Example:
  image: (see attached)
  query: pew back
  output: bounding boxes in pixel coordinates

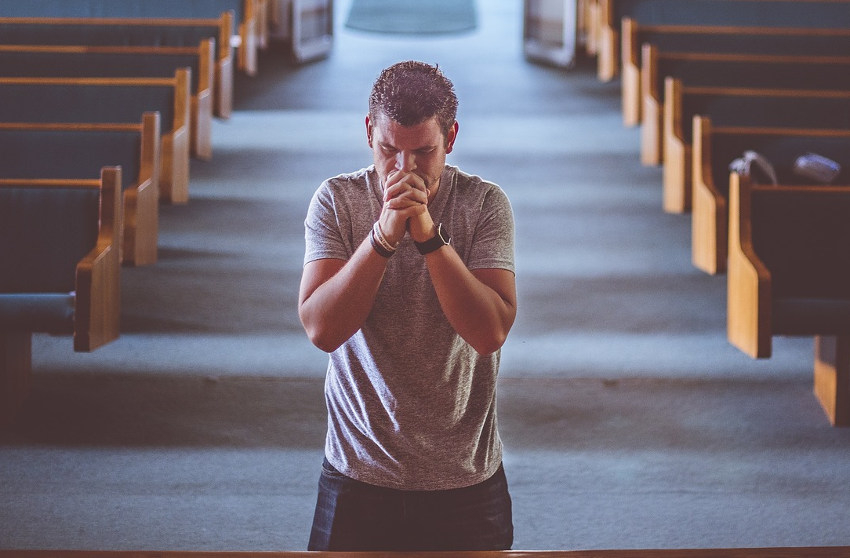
[0,43,214,164]
[0,186,100,298]
[0,13,234,114]
[0,115,161,267]
[0,71,193,202]
[641,45,850,166]
[0,43,211,102]
[621,17,850,125]
[752,187,850,304]
[598,0,850,80]
[0,0,257,75]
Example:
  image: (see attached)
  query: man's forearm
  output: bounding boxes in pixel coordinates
[299,236,388,353]
[424,246,517,355]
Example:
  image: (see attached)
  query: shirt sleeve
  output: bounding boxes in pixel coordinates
[303,180,351,265]
[467,184,515,273]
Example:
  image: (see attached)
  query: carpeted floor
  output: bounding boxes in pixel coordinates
[2,0,850,552]
[345,0,477,35]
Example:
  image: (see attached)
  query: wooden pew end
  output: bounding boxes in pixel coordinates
[0,331,32,429]
[815,335,850,427]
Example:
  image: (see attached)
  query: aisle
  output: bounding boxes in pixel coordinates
[3,0,849,551]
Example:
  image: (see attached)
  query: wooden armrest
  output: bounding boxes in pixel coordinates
[75,167,122,352]
[726,172,772,358]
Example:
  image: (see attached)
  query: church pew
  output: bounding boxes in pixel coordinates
[0,13,234,117]
[596,0,850,81]
[0,39,221,120]
[641,45,850,167]
[662,78,850,213]
[1,548,850,558]
[0,0,259,76]
[691,116,850,275]
[0,70,192,203]
[727,173,850,426]
[0,167,121,428]
[621,17,850,126]
[0,114,161,268]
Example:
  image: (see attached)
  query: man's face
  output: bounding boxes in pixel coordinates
[366,112,457,195]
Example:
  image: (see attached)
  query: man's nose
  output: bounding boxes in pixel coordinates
[395,151,416,172]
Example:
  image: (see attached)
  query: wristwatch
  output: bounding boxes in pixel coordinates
[414,223,451,255]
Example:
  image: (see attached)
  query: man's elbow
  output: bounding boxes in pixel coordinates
[470,329,509,356]
[304,326,343,353]
[299,309,343,353]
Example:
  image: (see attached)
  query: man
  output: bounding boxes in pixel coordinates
[298,60,517,551]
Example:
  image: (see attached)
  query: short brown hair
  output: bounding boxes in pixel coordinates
[368,61,458,141]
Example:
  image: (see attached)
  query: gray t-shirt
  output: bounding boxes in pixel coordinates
[303,164,515,490]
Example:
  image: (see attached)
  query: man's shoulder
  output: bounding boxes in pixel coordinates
[324,166,374,189]
[446,165,508,201]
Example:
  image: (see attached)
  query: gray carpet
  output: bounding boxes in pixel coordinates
[2,0,850,551]
[346,0,477,35]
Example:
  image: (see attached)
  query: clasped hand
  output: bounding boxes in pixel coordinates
[379,170,435,246]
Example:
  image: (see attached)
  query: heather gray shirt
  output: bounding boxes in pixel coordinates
[303,164,515,490]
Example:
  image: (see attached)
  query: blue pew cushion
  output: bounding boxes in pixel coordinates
[0,293,75,333]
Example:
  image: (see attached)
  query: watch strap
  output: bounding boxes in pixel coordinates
[414,223,450,255]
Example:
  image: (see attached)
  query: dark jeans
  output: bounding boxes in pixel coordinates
[307,457,513,551]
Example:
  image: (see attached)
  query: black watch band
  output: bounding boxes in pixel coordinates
[414,223,451,255]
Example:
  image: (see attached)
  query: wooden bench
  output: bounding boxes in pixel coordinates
[1,548,850,558]
[0,71,192,203]
[0,0,260,76]
[0,167,121,428]
[691,116,850,274]
[596,0,850,81]
[0,114,161,267]
[641,46,850,167]
[663,78,850,213]
[0,13,234,117]
[727,173,850,426]
[0,39,219,124]
[621,17,850,126]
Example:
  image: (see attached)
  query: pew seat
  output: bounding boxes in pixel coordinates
[727,174,850,426]
[0,168,121,428]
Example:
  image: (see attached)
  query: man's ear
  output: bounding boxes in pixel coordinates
[445,121,459,154]
[365,115,373,148]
